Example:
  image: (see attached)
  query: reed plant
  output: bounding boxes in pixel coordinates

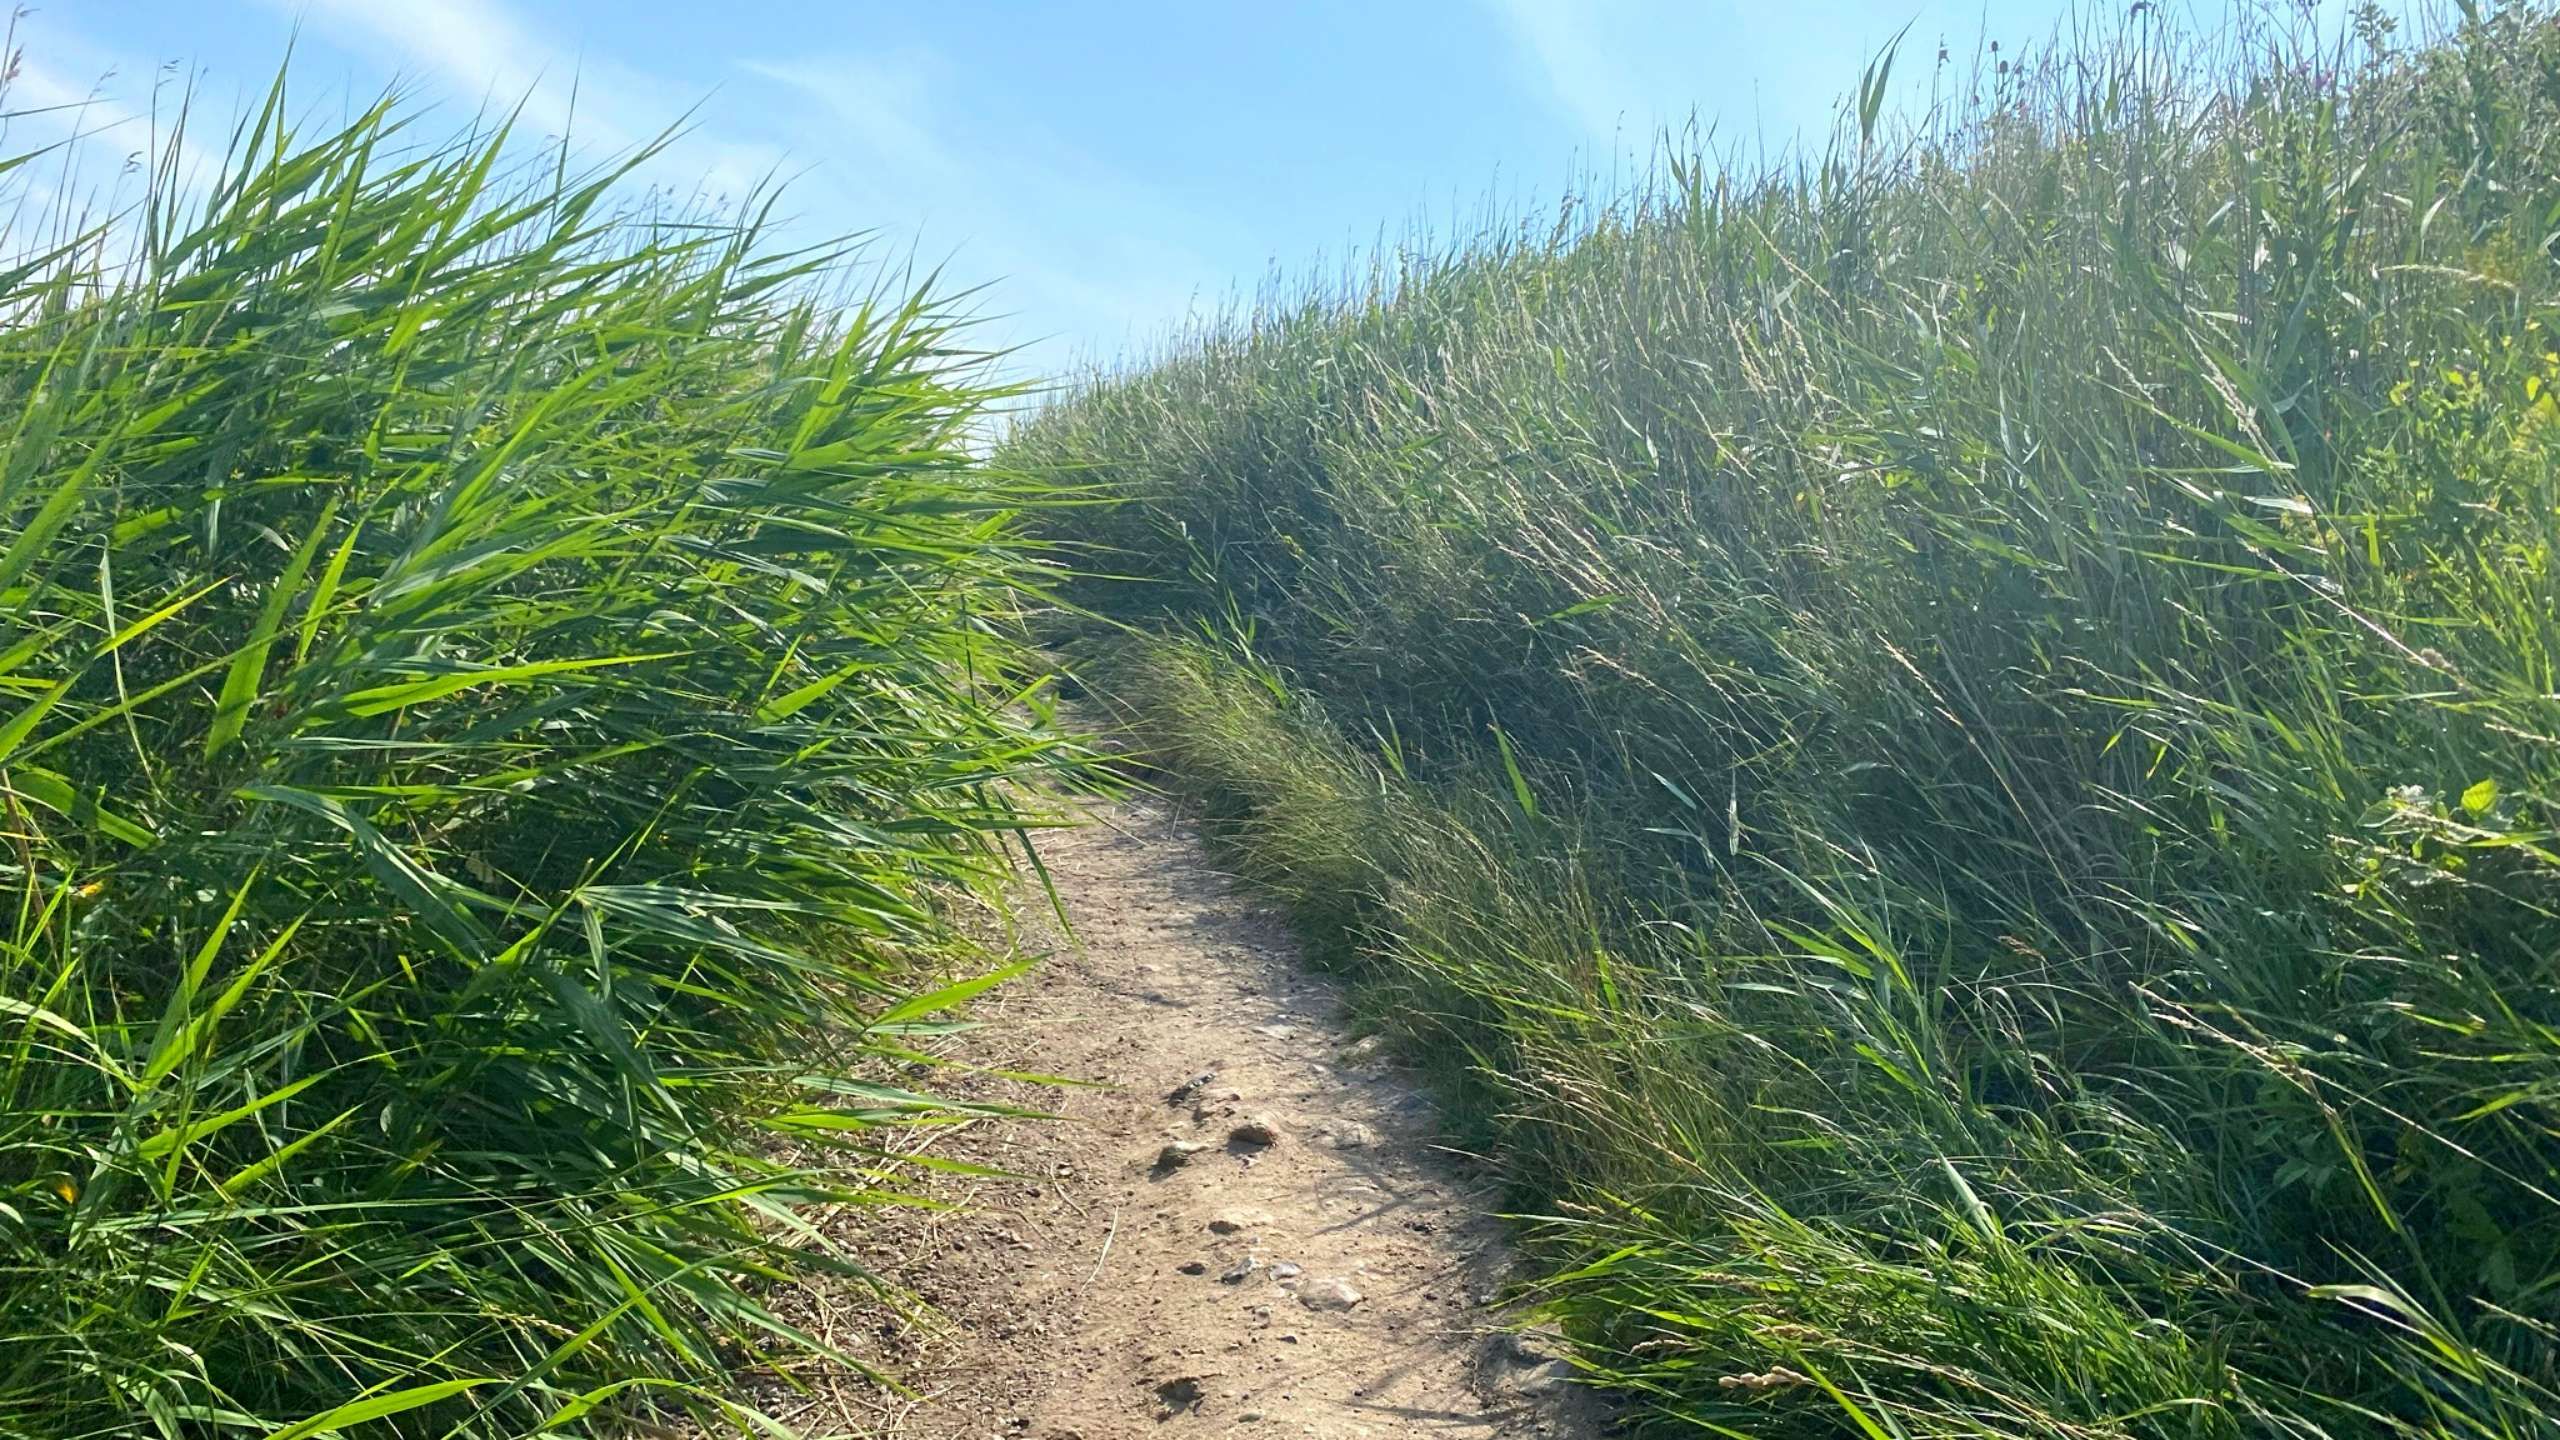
[1019,4,2560,1433]
[0,80,1075,1437]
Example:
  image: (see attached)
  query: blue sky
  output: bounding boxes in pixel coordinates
[5,1,2405,378]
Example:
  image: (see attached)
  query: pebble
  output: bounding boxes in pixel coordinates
[1340,1034,1392,1067]
[1510,1359,1578,1397]
[1505,1330,1560,1366]
[1298,1277,1364,1311]
[1154,1376,1205,1414]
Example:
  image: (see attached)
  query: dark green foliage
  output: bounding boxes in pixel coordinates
[0,85,1075,1436]
[1021,5,2560,1435]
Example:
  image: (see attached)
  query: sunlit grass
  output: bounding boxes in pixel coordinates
[0,74,1078,1437]
[1019,3,2560,1435]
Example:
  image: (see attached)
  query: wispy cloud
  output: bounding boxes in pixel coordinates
[1486,0,1637,146]
[10,0,1229,379]
[1483,0,1870,162]
[284,0,1233,371]
[0,14,228,231]
[291,0,588,138]
[732,48,1231,375]
[275,0,786,204]
[737,52,948,175]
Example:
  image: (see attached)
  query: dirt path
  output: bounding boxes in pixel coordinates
[757,800,1604,1439]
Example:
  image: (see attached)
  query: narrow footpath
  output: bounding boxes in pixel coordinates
[751,800,1606,1439]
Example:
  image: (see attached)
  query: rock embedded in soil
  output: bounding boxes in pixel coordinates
[1208,1207,1275,1235]
[1503,1329,1565,1366]
[1510,1360,1580,1397]
[1340,1034,1392,1067]
[1154,1376,1206,1414]
[1297,1276,1364,1311]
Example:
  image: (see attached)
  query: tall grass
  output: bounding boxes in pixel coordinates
[0,78,1076,1436]
[1018,3,2560,1435]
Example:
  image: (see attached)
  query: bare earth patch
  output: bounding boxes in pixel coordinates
[743,800,1605,1438]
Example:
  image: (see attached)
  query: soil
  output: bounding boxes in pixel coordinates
[737,800,1607,1439]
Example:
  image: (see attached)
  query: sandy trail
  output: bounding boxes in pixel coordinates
[756,800,1602,1439]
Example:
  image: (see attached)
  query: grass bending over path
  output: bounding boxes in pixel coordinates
[0,85,1078,1436]
[1019,6,2560,1436]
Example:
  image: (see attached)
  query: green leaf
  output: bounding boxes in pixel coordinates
[1491,725,1538,819]
[207,501,340,758]
[866,958,1035,1030]
[0,679,70,766]
[332,652,680,719]
[256,1379,496,1440]
[219,1104,360,1197]
[136,1071,329,1159]
[6,765,155,847]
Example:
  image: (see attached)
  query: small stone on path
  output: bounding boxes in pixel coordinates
[1154,1376,1205,1414]
[1298,1276,1364,1311]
